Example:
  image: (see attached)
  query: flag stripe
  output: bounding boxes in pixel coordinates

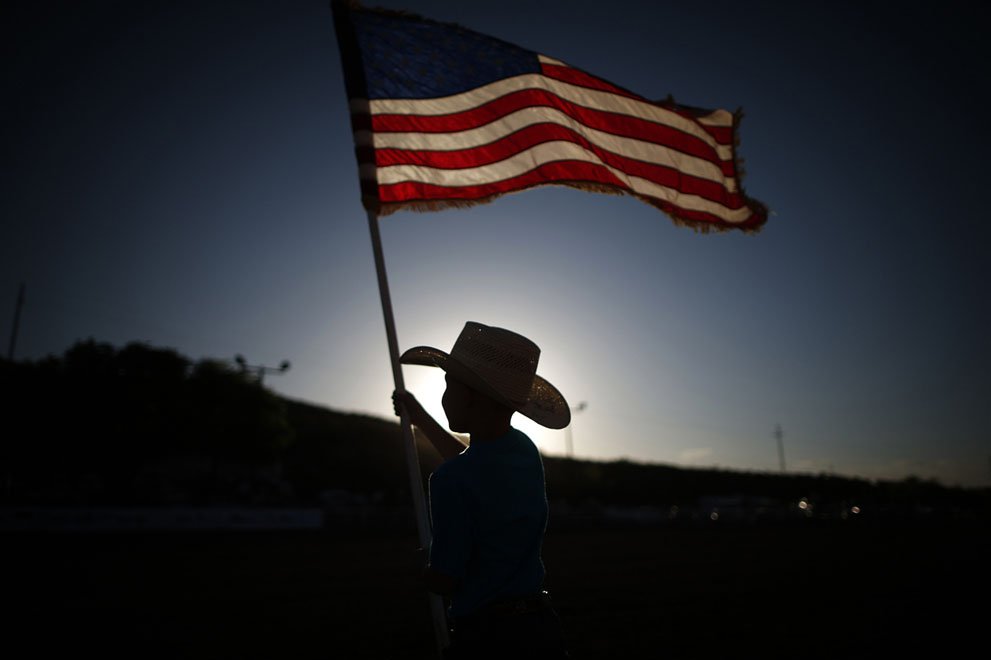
[537,62,640,101]
[362,88,735,166]
[375,161,761,229]
[358,72,731,153]
[363,122,740,202]
[537,59,734,144]
[356,104,735,185]
[535,54,736,143]
[362,140,753,222]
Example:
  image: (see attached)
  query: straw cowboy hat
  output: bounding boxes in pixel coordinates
[400,321,571,429]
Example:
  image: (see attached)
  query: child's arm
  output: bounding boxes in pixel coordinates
[393,390,467,460]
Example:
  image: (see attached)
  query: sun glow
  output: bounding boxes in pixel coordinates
[400,364,568,456]
[402,365,450,429]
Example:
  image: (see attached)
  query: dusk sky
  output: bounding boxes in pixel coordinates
[4,0,989,488]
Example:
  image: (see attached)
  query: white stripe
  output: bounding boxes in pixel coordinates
[354,104,734,191]
[362,140,749,223]
[696,109,734,127]
[355,73,732,156]
[535,55,734,128]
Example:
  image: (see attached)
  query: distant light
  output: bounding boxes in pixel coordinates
[851,506,861,514]
[710,511,719,521]
[798,500,808,510]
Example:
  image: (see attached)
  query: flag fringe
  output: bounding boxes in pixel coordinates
[730,107,771,232]
[371,180,763,234]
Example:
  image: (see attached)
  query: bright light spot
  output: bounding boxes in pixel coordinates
[851,506,861,514]
[513,415,561,454]
[710,511,719,521]
[798,500,808,510]
[403,367,449,427]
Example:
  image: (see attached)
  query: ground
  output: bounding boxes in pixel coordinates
[5,519,987,659]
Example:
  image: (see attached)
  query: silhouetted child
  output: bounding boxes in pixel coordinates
[393,321,571,659]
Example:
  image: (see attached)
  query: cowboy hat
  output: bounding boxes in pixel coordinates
[400,322,571,429]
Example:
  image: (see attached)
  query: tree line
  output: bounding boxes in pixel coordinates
[1,340,988,520]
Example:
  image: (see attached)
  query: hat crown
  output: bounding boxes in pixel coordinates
[450,322,539,405]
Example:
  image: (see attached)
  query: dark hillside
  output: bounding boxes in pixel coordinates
[281,398,443,505]
[2,340,988,524]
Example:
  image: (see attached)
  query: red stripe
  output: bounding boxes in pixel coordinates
[698,123,733,144]
[370,88,732,162]
[686,118,732,145]
[539,63,640,100]
[540,63,734,142]
[379,161,765,229]
[664,104,731,144]
[373,122,743,206]
[651,100,735,144]
[374,160,759,227]
[378,161,621,201]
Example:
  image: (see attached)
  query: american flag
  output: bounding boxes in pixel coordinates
[333,2,768,232]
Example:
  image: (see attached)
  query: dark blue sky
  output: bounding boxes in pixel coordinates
[3,0,989,487]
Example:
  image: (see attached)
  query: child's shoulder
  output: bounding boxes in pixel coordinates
[433,450,470,478]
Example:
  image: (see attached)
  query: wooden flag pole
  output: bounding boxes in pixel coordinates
[365,209,451,654]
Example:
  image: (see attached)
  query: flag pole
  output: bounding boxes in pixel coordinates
[365,209,451,653]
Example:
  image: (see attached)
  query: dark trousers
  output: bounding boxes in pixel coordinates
[444,607,569,660]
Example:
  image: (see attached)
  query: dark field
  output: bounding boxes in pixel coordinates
[5,520,988,659]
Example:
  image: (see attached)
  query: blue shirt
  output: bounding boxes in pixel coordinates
[428,427,548,618]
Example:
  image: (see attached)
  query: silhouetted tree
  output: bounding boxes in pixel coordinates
[1,340,293,504]
[3,339,989,518]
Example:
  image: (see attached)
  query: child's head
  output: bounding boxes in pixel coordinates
[440,372,515,433]
[401,321,571,430]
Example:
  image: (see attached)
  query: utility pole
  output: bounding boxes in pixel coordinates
[7,282,25,361]
[774,423,786,472]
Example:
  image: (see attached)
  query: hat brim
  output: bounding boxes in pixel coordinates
[400,345,571,430]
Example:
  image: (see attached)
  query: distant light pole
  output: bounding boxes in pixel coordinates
[7,282,25,361]
[565,401,587,458]
[234,354,291,385]
[774,423,786,472]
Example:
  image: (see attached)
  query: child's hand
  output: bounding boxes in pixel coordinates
[391,390,404,417]
[392,389,426,425]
